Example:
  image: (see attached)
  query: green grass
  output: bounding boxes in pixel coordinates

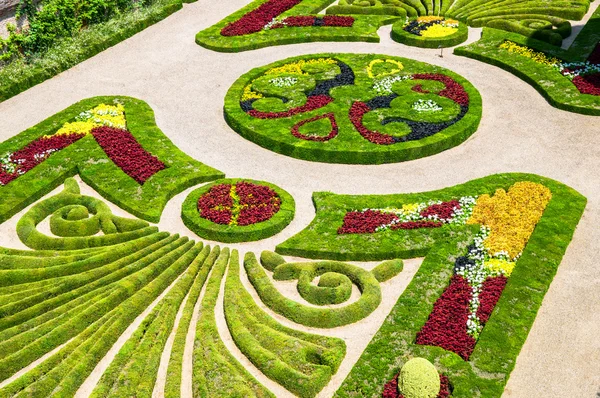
[0,0,195,103]
[454,5,600,116]
[335,176,585,397]
[181,178,295,243]
[224,53,482,164]
[0,96,224,224]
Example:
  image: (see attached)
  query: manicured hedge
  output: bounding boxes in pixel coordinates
[0,97,224,224]
[0,0,195,103]
[224,53,482,164]
[454,27,600,115]
[244,252,382,328]
[334,173,586,397]
[371,259,404,282]
[195,0,399,52]
[181,178,295,243]
[192,247,275,397]
[391,19,469,48]
[225,250,346,398]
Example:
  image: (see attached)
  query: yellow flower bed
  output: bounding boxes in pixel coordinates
[366,59,404,78]
[421,24,458,38]
[241,58,336,101]
[52,104,126,137]
[483,258,516,276]
[467,181,552,259]
[417,16,443,23]
[498,41,561,68]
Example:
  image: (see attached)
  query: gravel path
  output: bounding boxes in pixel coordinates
[0,1,599,396]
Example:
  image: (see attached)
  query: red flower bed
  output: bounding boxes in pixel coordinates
[420,200,460,221]
[0,133,84,185]
[382,373,451,398]
[248,95,334,119]
[197,184,234,225]
[416,275,476,360]
[291,113,338,141]
[220,0,301,36]
[349,101,396,145]
[337,210,399,234]
[476,275,507,323]
[390,220,443,230]
[322,15,354,26]
[91,127,166,184]
[572,73,600,96]
[197,182,281,226]
[412,73,469,106]
[273,15,355,28]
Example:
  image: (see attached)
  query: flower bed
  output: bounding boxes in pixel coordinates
[391,16,468,48]
[225,53,482,164]
[182,178,295,243]
[0,96,223,223]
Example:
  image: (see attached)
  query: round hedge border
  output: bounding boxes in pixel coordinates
[391,19,469,48]
[224,53,482,165]
[181,178,295,243]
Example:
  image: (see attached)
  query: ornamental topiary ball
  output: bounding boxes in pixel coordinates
[398,358,440,398]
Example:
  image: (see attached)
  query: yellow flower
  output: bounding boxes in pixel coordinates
[48,103,127,137]
[467,181,552,259]
[421,24,458,38]
[499,41,561,68]
[54,121,99,137]
[266,58,337,76]
[483,258,516,276]
[401,203,420,213]
[241,84,263,101]
[367,59,404,78]
[417,16,443,23]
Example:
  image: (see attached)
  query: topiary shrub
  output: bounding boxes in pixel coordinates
[398,358,440,398]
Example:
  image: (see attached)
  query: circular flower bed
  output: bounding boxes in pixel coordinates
[182,179,295,242]
[224,53,482,164]
[391,17,469,48]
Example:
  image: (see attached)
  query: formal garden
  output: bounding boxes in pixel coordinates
[0,0,598,397]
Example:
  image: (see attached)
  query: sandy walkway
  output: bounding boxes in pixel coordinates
[0,1,599,396]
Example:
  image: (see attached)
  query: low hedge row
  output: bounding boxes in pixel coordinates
[244,252,382,328]
[164,245,218,398]
[391,19,469,48]
[195,0,398,52]
[334,173,586,397]
[181,178,295,243]
[0,0,196,103]
[371,259,404,282]
[192,247,275,397]
[0,97,224,224]
[225,250,346,398]
[224,53,482,165]
[326,4,407,17]
[90,242,207,398]
[454,27,600,116]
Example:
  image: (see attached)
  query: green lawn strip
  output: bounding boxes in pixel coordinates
[391,20,469,48]
[196,0,398,52]
[454,27,600,115]
[182,178,295,243]
[164,245,218,398]
[224,53,482,165]
[0,97,224,224]
[276,173,585,260]
[0,234,180,331]
[244,252,381,328]
[0,236,192,382]
[0,239,198,396]
[326,174,586,397]
[0,232,168,289]
[0,0,195,103]
[224,250,346,398]
[192,248,275,398]
[89,242,206,398]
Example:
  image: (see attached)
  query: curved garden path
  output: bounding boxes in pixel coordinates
[0,1,599,396]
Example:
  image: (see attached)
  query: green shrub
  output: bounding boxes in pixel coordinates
[181,179,295,243]
[398,358,440,398]
[371,259,404,282]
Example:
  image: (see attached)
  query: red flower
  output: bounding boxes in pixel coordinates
[248,95,334,119]
[322,15,354,26]
[412,73,470,106]
[337,210,399,234]
[221,0,301,36]
[416,275,476,360]
[91,127,166,184]
[390,220,443,230]
[291,113,338,141]
[348,101,395,145]
[420,200,460,221]
[476,275,507,324]
[572,73,600,96]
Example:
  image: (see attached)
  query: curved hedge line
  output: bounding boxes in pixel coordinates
[225,250,346,398]
[244,252,383,328]
[0,96,224,224]
[181,178,295,243]
[224,53,482,164]
[454,26,600,116]
[391,19,469,48]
